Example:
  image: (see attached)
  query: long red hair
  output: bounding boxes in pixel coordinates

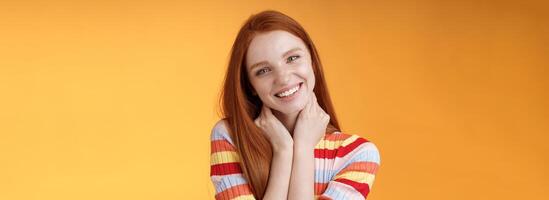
[218,10,341,198]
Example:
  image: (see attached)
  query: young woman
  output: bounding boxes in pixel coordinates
[210,10,381,200]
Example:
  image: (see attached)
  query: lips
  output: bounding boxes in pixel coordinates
[274,82,303,97]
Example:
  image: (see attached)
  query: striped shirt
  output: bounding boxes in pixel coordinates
[210,119,381,200]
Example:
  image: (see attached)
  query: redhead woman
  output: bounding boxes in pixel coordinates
[210,10,381,200]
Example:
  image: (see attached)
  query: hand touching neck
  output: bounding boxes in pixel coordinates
[272,109,300,136]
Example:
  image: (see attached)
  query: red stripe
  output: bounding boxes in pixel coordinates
[314,137,368,159]
[314,182,329,195]
[317,195,333,200]
[339,161,379,175]
[215,183,253,200]
[210,162,242,176]
[324,133,353,141]
[334,178,370,198]
[211,140,236,153]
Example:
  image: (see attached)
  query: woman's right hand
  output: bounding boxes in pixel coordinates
[254,105,294,152]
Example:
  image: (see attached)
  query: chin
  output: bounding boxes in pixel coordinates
[263,91,309,114]
[274,102,306,115]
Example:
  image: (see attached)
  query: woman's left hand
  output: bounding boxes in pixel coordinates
[292,92,330,149]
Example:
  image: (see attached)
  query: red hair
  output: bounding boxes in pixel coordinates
[218,10,341,198]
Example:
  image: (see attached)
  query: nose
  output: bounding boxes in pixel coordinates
[274,67,291,86]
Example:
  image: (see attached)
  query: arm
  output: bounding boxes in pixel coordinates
[319,135,381,200]
[210,121,293,200]
[288,92,330,200]
[287,142,316,200]
[288,93,330,200]
[262,147,293,200]
[254,105,295,200]
[210,121,256,200]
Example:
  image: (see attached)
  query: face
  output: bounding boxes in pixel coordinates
[245,30,315,115]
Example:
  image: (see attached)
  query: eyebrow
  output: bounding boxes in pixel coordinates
[249,47,303,71]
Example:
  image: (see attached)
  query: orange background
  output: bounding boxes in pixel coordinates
[0,0,547,199]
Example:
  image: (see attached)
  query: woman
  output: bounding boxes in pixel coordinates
[210,10,381,200]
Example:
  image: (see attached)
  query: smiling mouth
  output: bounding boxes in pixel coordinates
[275,82,303,98]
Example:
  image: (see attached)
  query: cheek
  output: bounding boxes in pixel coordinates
[309,77,316,92]
[251,79,272,99]
[254,83,268,96]
[298,64,315,90]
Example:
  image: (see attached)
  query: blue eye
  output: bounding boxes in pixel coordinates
[256,68,270,76]
[287,55,300,63]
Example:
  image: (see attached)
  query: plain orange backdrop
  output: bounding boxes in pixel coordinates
[0,0,547,199]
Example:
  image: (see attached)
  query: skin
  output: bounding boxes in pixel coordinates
[246,30,330,200]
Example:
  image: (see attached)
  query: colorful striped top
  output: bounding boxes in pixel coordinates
[210,119,381,200]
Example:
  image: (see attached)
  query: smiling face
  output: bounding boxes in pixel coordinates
[245,30,316,115]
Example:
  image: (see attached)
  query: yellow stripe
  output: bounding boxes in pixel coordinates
[341,135,360,147]
[210,151,240,165]
[315,135,359,150]
[315,138,346,150]
[315,135,358,150]
[233,195,256,200]
[334,171,376,185]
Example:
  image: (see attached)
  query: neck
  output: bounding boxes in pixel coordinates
[272,110,299,136]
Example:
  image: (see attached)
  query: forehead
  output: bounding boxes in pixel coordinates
[246,30,308,67]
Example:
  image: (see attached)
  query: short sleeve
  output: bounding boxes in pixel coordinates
[318,135,381,200]
[210,120,256,200]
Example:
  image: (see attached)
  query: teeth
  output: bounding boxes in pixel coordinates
[276,84,300,97]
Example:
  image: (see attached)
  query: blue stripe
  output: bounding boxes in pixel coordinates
[315,169,337,183]
[322,184,358,200]
[335,143,380,174]
[210,120,235,145]
[212,174,249,193]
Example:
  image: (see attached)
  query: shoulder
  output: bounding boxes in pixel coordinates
[323,131,376,147]
[210,119,236,146]
[323,131,381,164]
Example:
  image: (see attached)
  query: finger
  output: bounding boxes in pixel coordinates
[304,92,313,111]
[261,104,269,118]
[254,118,259,126]
[263,104,273,117]
[310,92,319,112]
